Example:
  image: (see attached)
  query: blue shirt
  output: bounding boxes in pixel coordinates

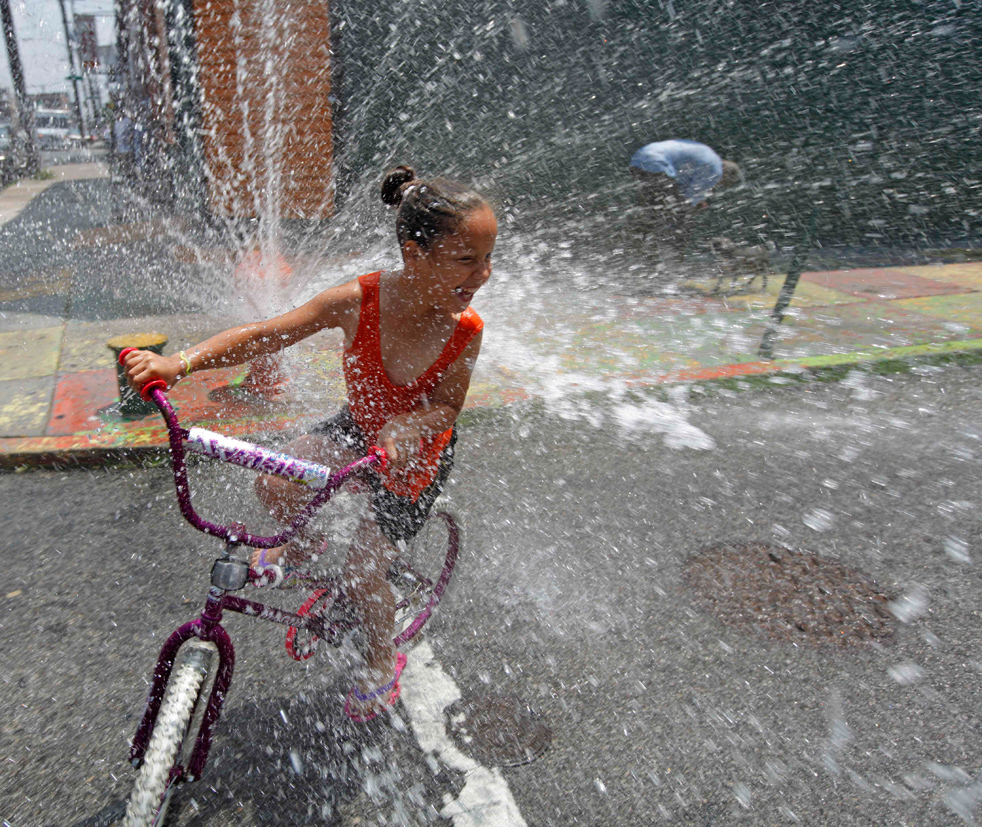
[629,140,723,204]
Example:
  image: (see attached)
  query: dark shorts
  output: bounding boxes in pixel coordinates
[309,407,456,546]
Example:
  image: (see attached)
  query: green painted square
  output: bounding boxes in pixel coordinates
[714,278,861,310]
[771,300,967,359]
[557,312,770,375]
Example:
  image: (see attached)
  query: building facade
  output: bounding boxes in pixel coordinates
[116,0,335,222]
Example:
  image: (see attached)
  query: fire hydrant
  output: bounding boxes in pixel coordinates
[107,332,168,417]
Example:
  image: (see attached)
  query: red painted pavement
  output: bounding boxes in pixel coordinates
[47,369,117,435]
[800,269,970,301]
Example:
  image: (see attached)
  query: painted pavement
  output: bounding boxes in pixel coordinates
[3,258,981,467]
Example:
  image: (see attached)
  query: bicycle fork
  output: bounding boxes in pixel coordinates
[129,586,235,783]
[129,555,331,783]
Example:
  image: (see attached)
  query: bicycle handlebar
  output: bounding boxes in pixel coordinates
[118,348,387,549]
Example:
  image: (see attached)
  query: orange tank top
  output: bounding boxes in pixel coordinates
[343,272,484,500]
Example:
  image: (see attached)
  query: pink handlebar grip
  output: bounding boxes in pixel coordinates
[140,379,168,401]
[117,347,138,365]
[368,445,388,472]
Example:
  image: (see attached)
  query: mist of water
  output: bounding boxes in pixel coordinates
[7,0,980,824]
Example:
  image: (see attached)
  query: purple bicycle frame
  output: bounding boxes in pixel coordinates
[129,387,382,781]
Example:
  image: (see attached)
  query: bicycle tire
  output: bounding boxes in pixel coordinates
[122,643,213,827]
[391,497,462,646]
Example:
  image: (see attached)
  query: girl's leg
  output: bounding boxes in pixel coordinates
[253,434,358,567]
[344,515,400,717]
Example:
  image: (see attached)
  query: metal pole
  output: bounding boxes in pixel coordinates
[758,208,820,361]
[57,0,88,140]
[0,0,38,174]
[86,67,102,112]
[84,70,100,131]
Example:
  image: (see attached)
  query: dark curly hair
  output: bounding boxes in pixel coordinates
[380,165,489,249]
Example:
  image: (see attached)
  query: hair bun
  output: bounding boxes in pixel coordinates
[380,165,418,207]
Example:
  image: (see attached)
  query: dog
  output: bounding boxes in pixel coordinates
[707,237,776,295]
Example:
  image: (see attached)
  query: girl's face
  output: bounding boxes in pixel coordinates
[412,206,497,311]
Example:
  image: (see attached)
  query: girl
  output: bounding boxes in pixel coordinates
[124,165,496,721]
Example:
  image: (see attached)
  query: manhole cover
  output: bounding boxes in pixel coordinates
[445,695,551,767]
[682,543,895,647]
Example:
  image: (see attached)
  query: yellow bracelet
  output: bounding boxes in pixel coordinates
[179,350,193,377]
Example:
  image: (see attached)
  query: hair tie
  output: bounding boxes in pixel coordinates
[403,180,427,199]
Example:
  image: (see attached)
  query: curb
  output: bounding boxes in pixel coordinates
[707,338,982,392]
[0,444,171,473]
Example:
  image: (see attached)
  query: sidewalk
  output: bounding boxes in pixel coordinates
[0,162,109,226]
[1,163,981,468]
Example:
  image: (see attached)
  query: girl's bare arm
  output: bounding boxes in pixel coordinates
[124,280,362,390]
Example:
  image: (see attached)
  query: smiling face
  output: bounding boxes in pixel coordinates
[408,205,497,311]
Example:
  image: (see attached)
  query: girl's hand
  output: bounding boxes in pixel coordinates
[123,350,183,392]
[377,416,423,471]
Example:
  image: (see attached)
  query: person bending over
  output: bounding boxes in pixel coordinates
[629,139,741,265]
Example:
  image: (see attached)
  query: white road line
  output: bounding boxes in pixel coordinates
[400,641,528,827]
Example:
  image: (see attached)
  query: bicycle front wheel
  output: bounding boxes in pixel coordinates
[122,642,214,827]
[391,497,462,647]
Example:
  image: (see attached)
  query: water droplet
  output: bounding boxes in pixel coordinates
[803,508,835,531]
[888,663,924,685]
[944,536,971,564]
[888,584,929,623]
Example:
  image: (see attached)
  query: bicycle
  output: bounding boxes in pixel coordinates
[113,350,462,827]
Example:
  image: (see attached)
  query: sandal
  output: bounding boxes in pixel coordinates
[344,652,408,723]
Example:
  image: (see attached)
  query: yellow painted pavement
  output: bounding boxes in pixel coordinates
[891,291,982,331]
[682,276,861,309]
[0,376,55,436]
[0,326,63,381]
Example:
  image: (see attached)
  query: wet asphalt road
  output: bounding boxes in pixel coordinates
[2,364,982,827]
